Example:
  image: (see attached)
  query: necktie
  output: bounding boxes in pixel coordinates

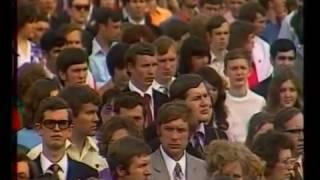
[194,131,205,159]
[48,164,60,179]
[143,93,153,128]
[173,163,183,180]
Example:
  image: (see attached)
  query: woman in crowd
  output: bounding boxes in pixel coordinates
[196,66,229,131]
[17,78,61,149]
[264,67,303,115]
[178,35,211,75]
[245,112,274,148]
[206,140,265,180]
[251,131,296,180]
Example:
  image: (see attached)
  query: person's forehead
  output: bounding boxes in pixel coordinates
[276,50,296,57]
[161,118,188,127]
[69,63,88,69]
[43,109,69,119]
[285,113,304,128]
[72,0,90,5]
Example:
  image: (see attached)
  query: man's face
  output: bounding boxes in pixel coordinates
[185,82,212,123]
[201,3,223,17]
[69,0,90,25]
[101,20,122,42]
[253,13,266,36]
[33,21,50,44]
[38,0,57,15]
[73,103,99,136]
[37,109,72,150]
[228,0,246,17]
[156,46,177,83]
[279,80,298,108]
[119,106,145,131]
[284,113,304,155]
[183,0,198,18]
[114,68,130,89]
[270,0,287,19]
[128,55,157,89]
[60,63,88,86]
[127,0,147,20]
[17,161,30,180]
[225,58,250,88]
[122,155,151,180]
[65,30,83,49]
[208,22,230,51]
[158,118,189,159]
[274,50,296,68]
[47,46,63,73]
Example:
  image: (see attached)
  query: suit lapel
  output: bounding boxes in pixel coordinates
[153,90,169,119]
[152,149,170,180]
[33,155,44,174]
[186,154,198,180]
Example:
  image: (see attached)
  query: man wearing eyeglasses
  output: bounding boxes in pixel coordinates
[273,107,304,179]
[28,96,98,179]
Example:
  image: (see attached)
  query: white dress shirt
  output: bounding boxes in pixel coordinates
[40,153,68,180]
[160,145,186,180]
[129,80,155,120]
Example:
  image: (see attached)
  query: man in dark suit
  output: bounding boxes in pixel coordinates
[252,39,299,99]
[169,74,228,159]
[30,96,98,179]
[150,100,207,180]
[123,42,170,143]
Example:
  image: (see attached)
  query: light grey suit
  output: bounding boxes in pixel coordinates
[150,148,207,180]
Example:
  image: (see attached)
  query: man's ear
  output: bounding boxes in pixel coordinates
[116,165,127,177]
[58,71,66,81]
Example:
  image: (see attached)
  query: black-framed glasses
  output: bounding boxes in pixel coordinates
[42,119,71,130]
[73,4,90,11]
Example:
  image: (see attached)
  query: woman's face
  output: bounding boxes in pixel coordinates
[191,56,209,73]
[279,80,298,108]
[270,149,294,180]
[253,122,274,140]
[205,82,219,105]
[221,161,244,180]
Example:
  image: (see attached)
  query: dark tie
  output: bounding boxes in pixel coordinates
[143,93,153,128]
[48,164,60,179]
[194,131,205,159]
[173,163,183,180]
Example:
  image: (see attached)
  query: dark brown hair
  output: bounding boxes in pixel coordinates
[265,67,303,114]
[97,115,142,156]
[273,107,302,131]
[227,20,255,51]
[113,92,146,116]
[224,48,251,69]
[238,2,266,23]
[169,74,204,100]
[153,36,176,56]
[124,42,156,65]
[157,100,198,134]
[121,25,156,45]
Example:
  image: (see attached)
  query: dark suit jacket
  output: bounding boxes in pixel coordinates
[33,155,98,179]
[252,75,272,99]
[150,148,207,180]
[147,124,228,160]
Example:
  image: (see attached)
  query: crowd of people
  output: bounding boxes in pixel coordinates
[15,0,303,179]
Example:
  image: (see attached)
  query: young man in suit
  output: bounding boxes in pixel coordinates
[169,74,228,159]
[252,38,298,98]
[31,96,98,179]
[150,100,207,180]
[124,42,169,126]
[108,136,152,180]
[152,36,177,96]
[28,85,108,172]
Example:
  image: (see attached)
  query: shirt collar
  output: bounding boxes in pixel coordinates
[40,152,68,174]
[152,77,175,92]
[197,123,205,135]
[128,80,153,97]
[86,136,99,152]
[92,38,106,55]
[160,145,186,177]
[128,16,146,25]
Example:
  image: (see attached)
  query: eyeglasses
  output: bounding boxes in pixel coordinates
[42,119,71,130]
[73,4,90,11]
